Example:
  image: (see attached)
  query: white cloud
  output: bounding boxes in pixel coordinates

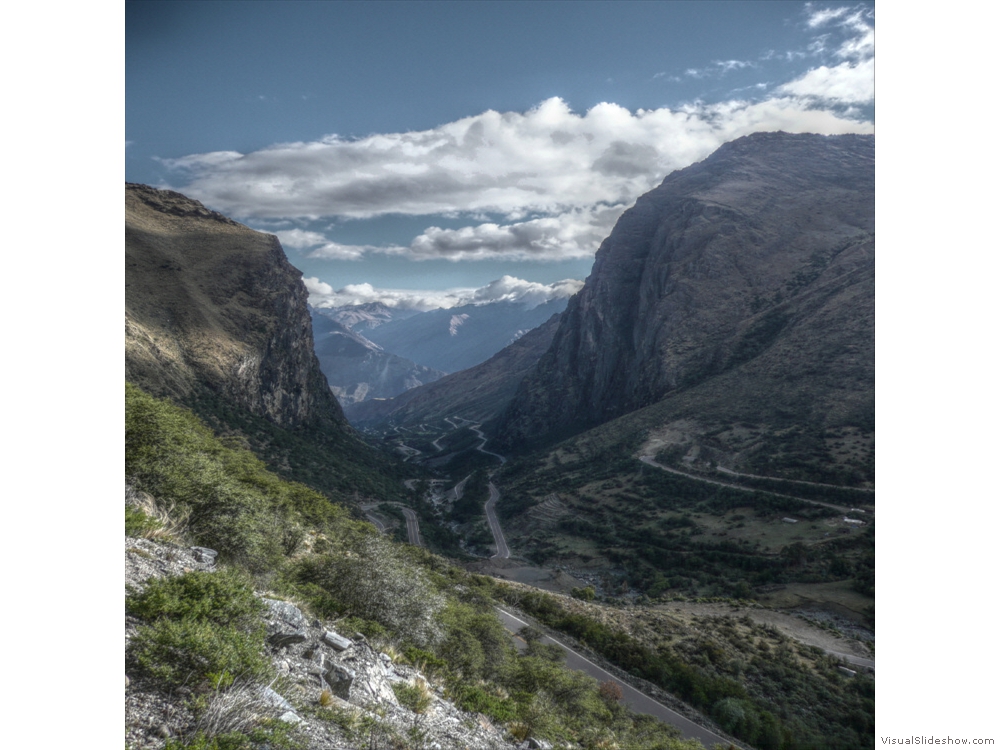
[273,228,329,249]
[164,95,869,227]
[806,5,850,28]
[777,58,874,104]
[305,275,583,312]
[163,13,873,267]
[778,7,874,105]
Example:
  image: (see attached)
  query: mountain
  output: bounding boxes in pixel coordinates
[309,309,447,405]
[343,313,562,428]
[125,183,345,429]
[361,298,569,374]
[495,132,874,485]
[125,183,405,502]
[314,301,421,332]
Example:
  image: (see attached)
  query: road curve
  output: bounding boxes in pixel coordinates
[485,482,510,559]
[470,424,507,465]
[400,507,423,547]
[496,608,730,749]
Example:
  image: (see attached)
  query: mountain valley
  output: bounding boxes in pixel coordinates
[124,132,874,750]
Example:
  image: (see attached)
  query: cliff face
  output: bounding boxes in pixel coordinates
[495,133,874,455]
[125,183,346,429]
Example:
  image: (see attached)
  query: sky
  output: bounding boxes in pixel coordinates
[126,0,874,311]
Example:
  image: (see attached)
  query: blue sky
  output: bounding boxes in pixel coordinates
[126,0,874,310]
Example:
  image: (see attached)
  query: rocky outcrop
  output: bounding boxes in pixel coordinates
[125,536,517,750]
[125,183,346,429]
[495,133,874,464]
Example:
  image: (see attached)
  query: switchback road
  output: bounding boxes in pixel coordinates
[496,608,731,749]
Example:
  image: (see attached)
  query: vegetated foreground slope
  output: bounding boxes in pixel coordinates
[125,183,405,503]
[124,383,709,750]
[495,132,874,488]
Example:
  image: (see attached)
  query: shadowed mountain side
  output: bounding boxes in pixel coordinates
[310,310,447,405]
[494,132,874,481]
[125,183,347,430]
[344,313,562,429]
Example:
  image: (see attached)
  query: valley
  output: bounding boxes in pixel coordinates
[125,131,875,749]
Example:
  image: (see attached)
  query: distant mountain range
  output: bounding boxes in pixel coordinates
[309,308,446,405]
[343,313,562,427]
[357,298,569,374]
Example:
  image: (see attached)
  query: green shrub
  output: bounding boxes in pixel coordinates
[294,535,444,647]
[130,618,271,689]
[391,679,433,714]
[163,721,302,750]
[125,505,162,537]
[127,570,271,689]
[127,569,265,628]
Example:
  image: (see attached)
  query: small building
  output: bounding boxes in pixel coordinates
[782,517,798,524]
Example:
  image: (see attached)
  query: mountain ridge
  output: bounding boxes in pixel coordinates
[494,131,874,484]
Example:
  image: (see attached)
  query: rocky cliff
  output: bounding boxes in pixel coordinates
[125,183,346,429]
[495,133,874,473]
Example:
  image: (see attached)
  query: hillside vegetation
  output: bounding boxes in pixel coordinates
[125,382,706,750]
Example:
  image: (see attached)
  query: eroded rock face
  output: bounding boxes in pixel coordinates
[495,133,875,455]
[125,183,346,429]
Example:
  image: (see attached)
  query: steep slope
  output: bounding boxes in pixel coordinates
[362,298,569,373]
[125,183,345,429]
[310,310,446,405]
[125,184,406,502]
[495,132,874,482]
[344,313,562,428]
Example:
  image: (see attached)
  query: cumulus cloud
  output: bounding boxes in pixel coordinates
[163,94,870,228]
[777,58,874,104]
[305,275,583,312]
[779,6,874,104]
[273,228,330,249]
[163,11,873,267]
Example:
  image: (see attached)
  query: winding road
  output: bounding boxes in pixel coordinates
[496,607,731,749]
[639,455,856,514]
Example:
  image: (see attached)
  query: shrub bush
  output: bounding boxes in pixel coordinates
[295,534,444,647]
[127,570,271,689]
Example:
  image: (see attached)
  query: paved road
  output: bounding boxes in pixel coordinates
[400,507,423,547]
[639,455,853,514]
[714,464,875,495]
[470,425,507,465]
[496,608,730,749]
[485,482,510,559]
